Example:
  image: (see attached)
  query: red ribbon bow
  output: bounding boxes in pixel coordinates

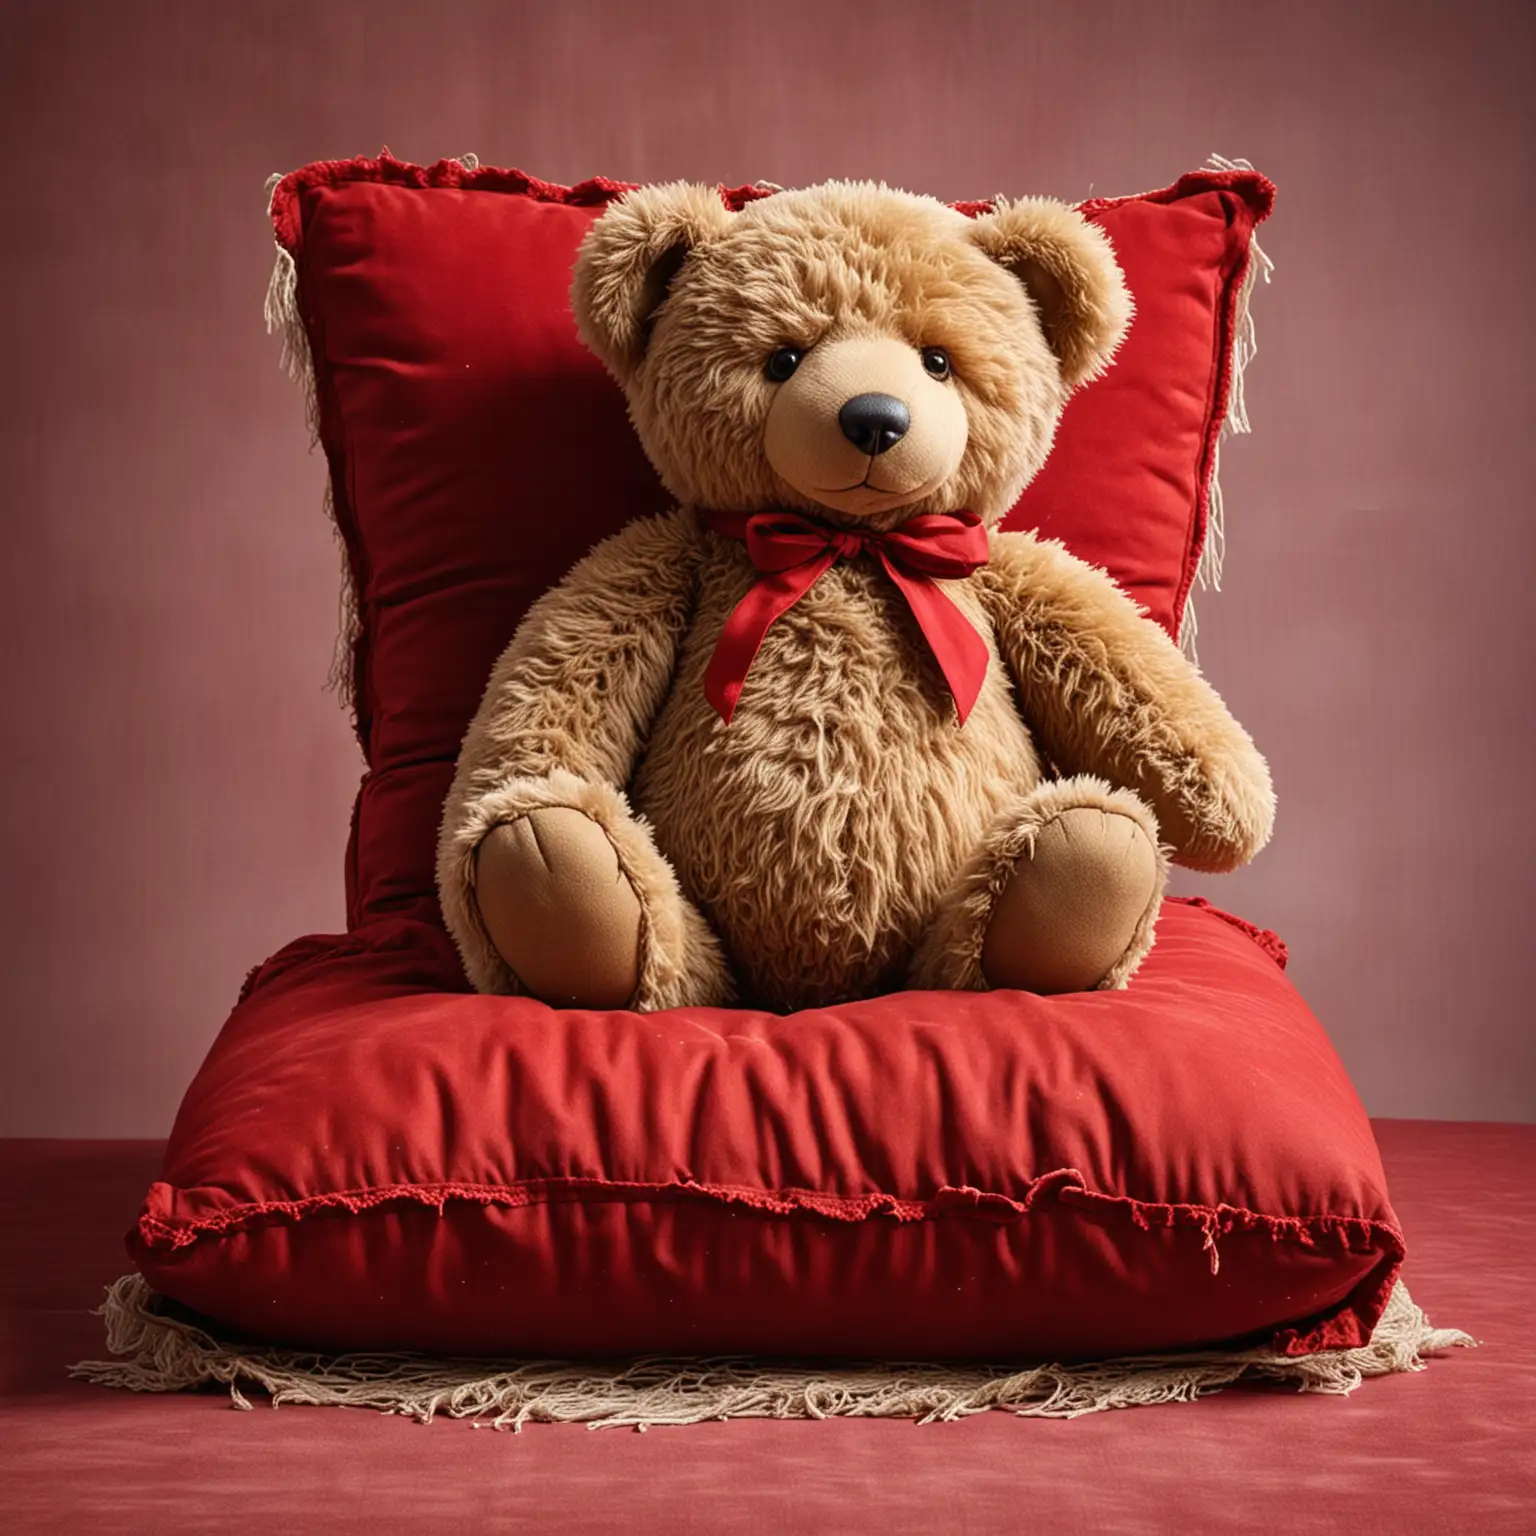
[703,508,992,725]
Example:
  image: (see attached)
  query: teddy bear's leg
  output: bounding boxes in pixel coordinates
[440,769,735,1011]
[909,776,1167,995]
[475,811,643,1010]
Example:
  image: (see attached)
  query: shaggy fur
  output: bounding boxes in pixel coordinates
[979,531,1275,871]
[968,197,1135,391]
[576,182,1118,529]
[438,181,1273,1011]
[436,512,733,1009]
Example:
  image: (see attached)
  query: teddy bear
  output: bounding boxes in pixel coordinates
[436,180,1274,1013]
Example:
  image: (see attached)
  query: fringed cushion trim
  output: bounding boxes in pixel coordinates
[72,1275,1471,1428]
[134,1169,1399,1257]
[132,1165,1404,1353]
[266,147,781,257]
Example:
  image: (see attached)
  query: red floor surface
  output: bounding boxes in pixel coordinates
[3,1121,1532,1534]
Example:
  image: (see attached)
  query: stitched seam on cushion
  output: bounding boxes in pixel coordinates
[1170,196,1255,632]
[1167,894,1289,968]
[267,151,775,240]
[133,1171,1404,1259]
[294,186,372,759]
[1176,215,1233,631]
[1071,169,1277,634]
[268,155,1276,257]
[273,152,1290,244]
[268,153,636,233]
[1076,167,1277,221]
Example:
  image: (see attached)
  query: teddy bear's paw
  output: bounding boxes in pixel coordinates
[980,805,1162,995]
[473,808,643,1009]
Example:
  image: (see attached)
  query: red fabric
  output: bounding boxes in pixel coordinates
[1172,893,1291,969]
[269,151,1273,926]
[702,509,991,723]
[132,902,1400,1360]
[1030,171,1275,630]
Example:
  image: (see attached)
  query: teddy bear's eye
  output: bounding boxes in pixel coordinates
[765,346,804,383]
[921,347,952,381]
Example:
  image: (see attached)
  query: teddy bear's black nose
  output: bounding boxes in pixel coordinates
[839,393,910,456]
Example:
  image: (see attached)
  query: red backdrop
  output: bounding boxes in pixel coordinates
[1,0,1531,1133]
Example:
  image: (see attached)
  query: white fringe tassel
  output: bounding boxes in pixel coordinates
[1179,153,1275,661]
[72,1275,1470,1432]
[262,173,320,445]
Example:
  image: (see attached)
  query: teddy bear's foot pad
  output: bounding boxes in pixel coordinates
[981,806,1160,994]
[474,809,642,1008]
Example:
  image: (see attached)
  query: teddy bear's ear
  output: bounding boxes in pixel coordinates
[571,183,736,380]
[968,198,1133,391]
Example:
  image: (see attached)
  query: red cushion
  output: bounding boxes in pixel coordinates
[270,153,1272,928]
[132,901,1401,1360]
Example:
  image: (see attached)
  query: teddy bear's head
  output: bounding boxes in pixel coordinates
[571,180,1131,530]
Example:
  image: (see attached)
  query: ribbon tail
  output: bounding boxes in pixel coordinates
[704,555,835,723]
[879,556,990,725]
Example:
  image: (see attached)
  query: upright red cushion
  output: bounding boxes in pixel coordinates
[269,154,1272,929]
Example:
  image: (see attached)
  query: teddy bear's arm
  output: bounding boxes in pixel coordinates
[449,509,703,795]
[979,531,1275,872]
[436,509,733,1008]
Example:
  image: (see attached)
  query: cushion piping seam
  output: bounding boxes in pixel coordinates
[134,1172,1404,1258]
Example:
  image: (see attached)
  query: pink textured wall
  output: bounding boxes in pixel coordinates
[1,0,1531,1134]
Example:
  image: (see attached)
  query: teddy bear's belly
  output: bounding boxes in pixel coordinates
[633,559,1041,1010]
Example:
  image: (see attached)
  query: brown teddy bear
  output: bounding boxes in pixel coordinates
[437,181,1274,1013]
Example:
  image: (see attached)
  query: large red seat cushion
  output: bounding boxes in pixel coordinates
[269,153,1273,927]
[134,901,1401,1360]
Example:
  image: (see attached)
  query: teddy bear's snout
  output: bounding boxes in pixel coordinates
[761,335,970,518]
[838,393,910,456]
